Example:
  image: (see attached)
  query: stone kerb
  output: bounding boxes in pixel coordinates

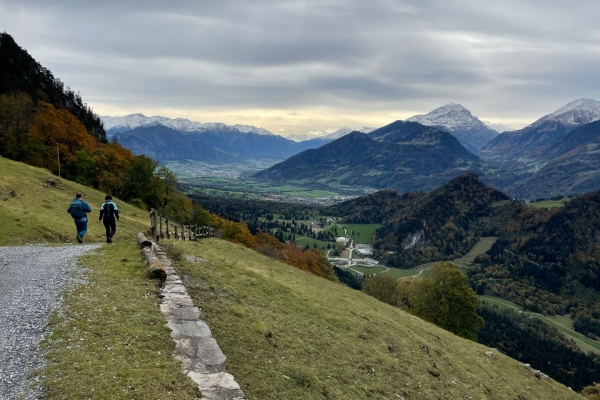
[140,234,246,400]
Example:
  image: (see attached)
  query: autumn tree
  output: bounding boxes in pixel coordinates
[90,142,135,197]
[362,274,399,306]
[25,101,97,177]
[407,262,484,340]
[0,92,34,160]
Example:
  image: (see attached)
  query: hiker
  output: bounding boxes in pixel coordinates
[99,195,119,243]
[67,192,92,243]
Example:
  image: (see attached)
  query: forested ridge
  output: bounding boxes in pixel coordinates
[0,33,106,142]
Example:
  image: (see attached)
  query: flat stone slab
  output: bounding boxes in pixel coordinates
[165,275,183,284]
[175,337,226,372]
[160,304,201,321]
[162,292,195,307]
[168,320,212,338]
[163,283,187,294]
[200,389,247,400]
[188,372,240,391]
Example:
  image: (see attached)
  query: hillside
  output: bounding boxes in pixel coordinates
[480,98,600,164]
[169,239,580,399]
[0,33,106,142]
[115,123,238,163]
[369,174,508,267]
[407,103,499,154]
[0,156,148,245]
[503,120,600,199]
[253,121,492,193]
[326,190,424,223]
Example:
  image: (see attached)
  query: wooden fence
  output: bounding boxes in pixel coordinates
[148,208,222,242]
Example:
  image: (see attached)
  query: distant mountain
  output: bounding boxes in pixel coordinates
[101,114,273,137]
[253,121,489,193]
[502,120,600,199]
[407,104,498,154]
[115,124,236,163]
[486,122,511,133]
[479,98,600,163]
[286,127,375,142]
[107,116,330,161]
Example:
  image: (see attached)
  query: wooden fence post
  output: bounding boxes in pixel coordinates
[166,217,170,239]
[159,215,164,240]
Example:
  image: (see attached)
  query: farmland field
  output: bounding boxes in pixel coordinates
[338,223,381,244]
[455,237,497,263]
[527,198,571,208]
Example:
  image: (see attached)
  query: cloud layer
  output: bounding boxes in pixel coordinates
[1,0,599,133]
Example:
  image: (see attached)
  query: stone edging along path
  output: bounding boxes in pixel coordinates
[149,241,246,400]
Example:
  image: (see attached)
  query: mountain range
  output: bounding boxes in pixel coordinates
[103,98,600,199]
[110,118,335,161]
[479,98,600,164]
[252,121,490,193]
[407,103,499,154]
[102,113,274,137]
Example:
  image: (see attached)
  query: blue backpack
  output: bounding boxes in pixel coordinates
[70,200,86,220]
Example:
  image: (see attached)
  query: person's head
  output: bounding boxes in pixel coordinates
[75,192,83,198]
[105,195,112,201]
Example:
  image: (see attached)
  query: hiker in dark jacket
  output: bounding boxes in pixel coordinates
[99,195,120,243]
[67,192,92,243]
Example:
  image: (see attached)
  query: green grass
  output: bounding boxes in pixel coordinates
[339,223,381,244]
[292,234,337,251]
[42,241,200,399]
[168,239,580,400]
[0,156,149,245]
[527,199,571,208]
[491,200,511,208]
[349,265,388,275]
[0,157,200,398]
[455,237,497,263]
[479,295,600,355]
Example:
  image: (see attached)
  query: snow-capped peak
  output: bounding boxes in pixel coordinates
[406,103,489,132]
[101,114,274,136]
[530,98,600,128]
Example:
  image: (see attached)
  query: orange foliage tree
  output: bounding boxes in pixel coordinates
[90,142,136,198]
[25,101,97,177]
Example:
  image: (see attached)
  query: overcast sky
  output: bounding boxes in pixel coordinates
[1,0,599,135]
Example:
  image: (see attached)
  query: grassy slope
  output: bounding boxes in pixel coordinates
[0,156,148,245]
[0,157,199,398]
[172,239,581,400]
[42,242,200,399]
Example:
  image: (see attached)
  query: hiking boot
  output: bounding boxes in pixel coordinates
[77,235,83,243]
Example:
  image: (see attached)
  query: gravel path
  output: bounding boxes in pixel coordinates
[0,245,100,400]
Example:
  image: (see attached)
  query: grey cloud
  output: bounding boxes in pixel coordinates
[1,0,599,130]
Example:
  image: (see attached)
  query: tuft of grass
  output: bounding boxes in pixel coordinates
[170,239,580,400]
[42,241,200,399]
[0,156,148,246]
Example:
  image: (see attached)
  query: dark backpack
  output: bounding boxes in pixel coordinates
[70,200,86,220]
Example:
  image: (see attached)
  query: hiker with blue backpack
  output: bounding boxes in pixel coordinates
[67,192,92,243]
[99,195,120,243]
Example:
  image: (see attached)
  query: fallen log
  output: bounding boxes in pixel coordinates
[137,232,166,282]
